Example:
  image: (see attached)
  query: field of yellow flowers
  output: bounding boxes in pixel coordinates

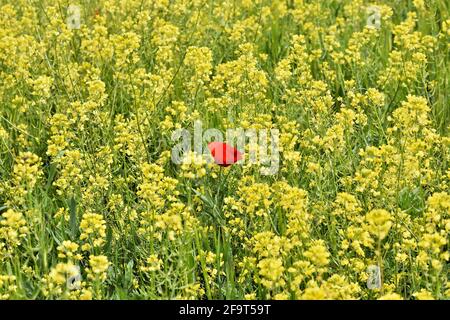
[0,0,449,300]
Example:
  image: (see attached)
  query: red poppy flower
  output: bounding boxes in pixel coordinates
[207,142,242,167]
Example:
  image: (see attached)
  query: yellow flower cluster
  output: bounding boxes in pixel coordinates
[1,152,42,205]
[0,275,17,299]
[87,255,110,282]
[180,152,209,179]
[42,262,91,300]
[57,240,82,261]
[365,209,392,241]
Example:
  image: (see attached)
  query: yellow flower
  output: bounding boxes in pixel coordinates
[0,275,17,299]
[300,286,327,300]
[79,213,106,250]
[79,289,93,300]
[180,151,209,179]
[87,255,110,281]
[0,209,28,250]
[413,289,435,300]
[57,240,81,261]
[378,293,403,300]
[140,254,162,272]
[304,240,330,267]
[257,257,285,290]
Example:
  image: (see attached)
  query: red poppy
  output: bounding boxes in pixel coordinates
[207,142,242,167]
